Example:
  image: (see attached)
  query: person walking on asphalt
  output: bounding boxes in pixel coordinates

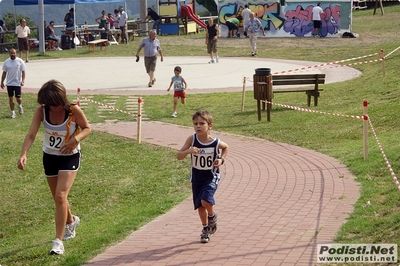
[136,29,164,87]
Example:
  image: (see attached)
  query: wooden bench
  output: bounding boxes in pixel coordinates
[254,73,325,121]
[87,39,108,53]
[272,73,325,107]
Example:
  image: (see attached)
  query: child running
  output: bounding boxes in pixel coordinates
[177,110,229,243]
[167,66,187,118]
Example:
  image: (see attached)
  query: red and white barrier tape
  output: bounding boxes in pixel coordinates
[383,45,400,59]
[273,52,381,75]
[368,117,400,191]
[78,95,139,117]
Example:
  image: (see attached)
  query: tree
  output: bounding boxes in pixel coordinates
[196,0,217,16]
[3,12,37,43]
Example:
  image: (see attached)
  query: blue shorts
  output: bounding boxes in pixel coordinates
[43,152,81,177]
[192,181,218,210]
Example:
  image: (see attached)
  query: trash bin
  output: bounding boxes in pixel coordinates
[253,68,272,101]
[101,32,108,39]
[253,68,273,121]
[61,34,71,50]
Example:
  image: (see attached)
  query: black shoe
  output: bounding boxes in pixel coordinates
[251,52,255,57]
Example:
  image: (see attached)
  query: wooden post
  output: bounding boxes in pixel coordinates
[380,49,385,76]
[77,88,81,106]
[266,75,272,122]
[363,99,368,160]
[137,97,143,143]
[241,77,246,112]
[253,75,262,121]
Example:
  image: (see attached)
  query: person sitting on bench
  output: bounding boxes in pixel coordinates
[45,21,62,50]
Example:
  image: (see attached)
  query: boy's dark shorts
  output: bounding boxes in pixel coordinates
[192,181,218,210]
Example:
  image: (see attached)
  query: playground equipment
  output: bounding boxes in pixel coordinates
[159,0,206,35]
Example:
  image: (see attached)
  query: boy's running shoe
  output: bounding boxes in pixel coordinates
[200,228,210,243]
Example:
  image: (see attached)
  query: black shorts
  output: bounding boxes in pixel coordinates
[226,21,238,31]
[313,20,322,29]
[43,152,81,177]
[7,86,22,98]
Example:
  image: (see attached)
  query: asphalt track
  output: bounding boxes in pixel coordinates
[13,56,361,94]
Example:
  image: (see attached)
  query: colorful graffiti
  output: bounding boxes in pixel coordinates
[284,4,340,37]
[218,1,341,37]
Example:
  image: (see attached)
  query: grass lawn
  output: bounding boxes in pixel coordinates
[1,5,400,265]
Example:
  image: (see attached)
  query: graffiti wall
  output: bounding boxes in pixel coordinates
[218,0,352,37]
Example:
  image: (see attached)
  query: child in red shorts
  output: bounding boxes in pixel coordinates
[167,66,187,118]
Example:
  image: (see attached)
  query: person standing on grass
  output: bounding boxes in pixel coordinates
[244,12,265,56]
[17,79,91,255]
[226,16,241,38]
[136,29,164,87]
[177,110,229,243]
[205,18,220,64]
[118,6,128,44]
[144,8,161,35]
[312,3,324,37]
[64,8,75,30]
[167,66,187,118]
[241,4,251,38]
[1,48,26,119]
[15,18,30,63]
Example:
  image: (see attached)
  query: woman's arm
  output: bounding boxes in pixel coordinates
[18,107,43,170]
[72,105,91,142]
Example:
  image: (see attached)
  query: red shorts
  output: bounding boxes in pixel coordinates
[174,90,186,98]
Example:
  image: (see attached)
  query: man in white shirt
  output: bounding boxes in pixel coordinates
[241,5,251,38]
[118,6,128,44]
[312,3,324,37]
[15,18,30,62]
[1,48,26,118]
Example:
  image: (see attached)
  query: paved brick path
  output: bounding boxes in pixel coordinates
[85,121,359,266]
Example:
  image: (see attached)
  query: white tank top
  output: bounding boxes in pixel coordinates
[42,107,80,155]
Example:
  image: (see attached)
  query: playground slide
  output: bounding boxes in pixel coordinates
[180,5,207,29]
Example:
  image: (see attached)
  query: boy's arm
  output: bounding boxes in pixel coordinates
[214,140,229,167]
[167,79,173,91]
[182,77,188,90]
[177,135,196,160]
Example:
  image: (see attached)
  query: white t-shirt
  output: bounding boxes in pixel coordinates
[2,57,26,86]
[242,8,251,24]
[312,6,324,21]
[119,11,128,27]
